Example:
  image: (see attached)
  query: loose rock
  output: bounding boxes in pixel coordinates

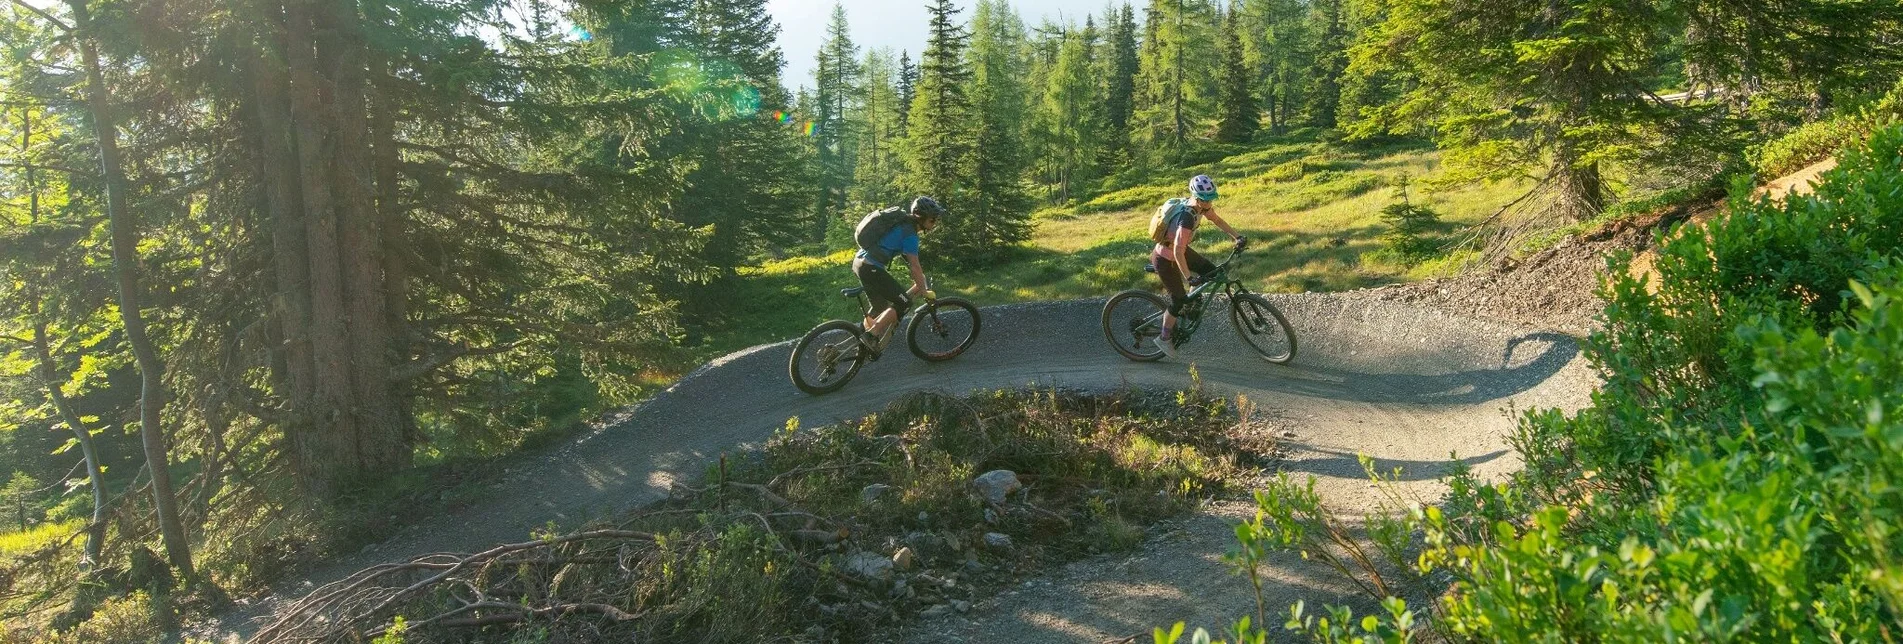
[861,483,894,503]
[920,604,952,618]
[983,532,1014,550]
[845,551,893,580]
[952,599,972,613]
[972,470,1021,505]
[892,547,917,571]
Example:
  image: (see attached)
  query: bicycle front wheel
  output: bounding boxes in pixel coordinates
[789,320,868,395]
[1101,290,1169,362]
[907,297,981,362]
[1230,294,1296,364]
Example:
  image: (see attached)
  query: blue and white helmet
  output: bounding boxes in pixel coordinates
[1189,175,1218,201]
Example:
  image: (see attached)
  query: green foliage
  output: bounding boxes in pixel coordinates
[1134,0,1223,156]
[1372,184,1441,265]
[1755,80,1903,177]
[1183,124,1903,644]
[358,389,1262,642]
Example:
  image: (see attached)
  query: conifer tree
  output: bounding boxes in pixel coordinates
[850,48,907,213]
[812,4,859,233]
[1216,5,1259,142]
[676,0,809,268]
[956,0,1034,260]
[1097,3,1141,167]
[1304,0,1348,128]
[1239,0,1309,130]
[1133,0,1222,155]
[901,0,975,240]
[896,50,919,130]
[1040,26,1107,201]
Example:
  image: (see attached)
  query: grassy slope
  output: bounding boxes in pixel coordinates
[699,133,1527,356]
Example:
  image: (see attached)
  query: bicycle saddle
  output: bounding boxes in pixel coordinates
[840,286,865,298]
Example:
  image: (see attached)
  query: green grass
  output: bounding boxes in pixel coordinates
[0,519,79,556]
[699,132,1528,357]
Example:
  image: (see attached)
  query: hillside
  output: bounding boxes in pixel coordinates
[703,134,1526,355]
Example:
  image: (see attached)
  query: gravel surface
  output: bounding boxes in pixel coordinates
[214,292,1595,642]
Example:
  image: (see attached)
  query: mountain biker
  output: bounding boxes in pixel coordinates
[1154,175,1245,358]
[853,196,947,355]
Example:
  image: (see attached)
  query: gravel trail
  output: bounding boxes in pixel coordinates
[225,292,1595,641]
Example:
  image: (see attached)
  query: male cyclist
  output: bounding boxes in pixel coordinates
[853,196,947,356]
[1154,175,1244,358]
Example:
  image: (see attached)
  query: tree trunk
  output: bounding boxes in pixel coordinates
[321,0,407,474]
[31,315,105,568]
[249,0,318,488]
[65,0,193,578]
[367,28,416,445]
[284,0,359,497]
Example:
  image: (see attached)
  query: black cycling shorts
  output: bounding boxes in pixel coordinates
[853,256,910,315]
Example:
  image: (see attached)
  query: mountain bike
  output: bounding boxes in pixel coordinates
[1101,242,1296,363]
[788,284,982,395]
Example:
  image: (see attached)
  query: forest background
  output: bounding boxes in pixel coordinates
[0,0,1896,637]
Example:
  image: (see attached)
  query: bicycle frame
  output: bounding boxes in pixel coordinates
[1166,245,1249,338]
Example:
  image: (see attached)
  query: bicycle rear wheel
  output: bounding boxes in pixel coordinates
[1101,290,1169,361]
[1229,294,1296,364]
[789,320,868,394]
[907,297,981,361]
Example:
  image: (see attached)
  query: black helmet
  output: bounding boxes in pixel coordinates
[911,196,948,221]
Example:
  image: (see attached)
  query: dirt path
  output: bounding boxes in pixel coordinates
[218,293,1594,642]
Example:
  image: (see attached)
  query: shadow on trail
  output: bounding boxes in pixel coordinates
[1278,446,1511,483]
[1180,331,1580,406]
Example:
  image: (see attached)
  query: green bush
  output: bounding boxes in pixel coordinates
[1187,126,1903,642]
[1755,79,1903,177]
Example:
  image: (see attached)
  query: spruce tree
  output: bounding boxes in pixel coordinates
[1041,26,1107,201]
[896,50,919,130]
[812,4,859,234]
[901,0,975,243]
[1133,0,1222,156]
[1239,0,1309,130]
[957,0,1034,260]
[1097,3,1141,167]
[1304,0,1348,128]
[850,48,907,214]
[1216,5,1259,142]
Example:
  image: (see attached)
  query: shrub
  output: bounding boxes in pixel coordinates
[1181,125,1903,642]
[1755,79,1903,177]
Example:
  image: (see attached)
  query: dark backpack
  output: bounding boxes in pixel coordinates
[855,207,913,264]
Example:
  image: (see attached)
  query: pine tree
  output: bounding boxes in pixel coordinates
[676,0,809,268]
[956,0,1034,260]
[1239,0,1310,130]
[1216,4,1259,142]
[901,0,975,241]
[1305,0,1348,128]
[1363,0,1663,220]
[812,4,860,234]
[1134,0,1222,156]
[1040,25,1106,201]
[896,50,919,130]
[1097,3,1140,167]
[850,48,907,214]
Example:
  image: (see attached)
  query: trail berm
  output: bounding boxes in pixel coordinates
[226,293,1595,641]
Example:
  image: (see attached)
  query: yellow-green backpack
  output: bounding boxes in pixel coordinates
[1148,198,1190,244]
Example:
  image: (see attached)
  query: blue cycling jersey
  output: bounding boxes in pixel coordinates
[855,223,919,268]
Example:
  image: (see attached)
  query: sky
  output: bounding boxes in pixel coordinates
[769,0,1116,92]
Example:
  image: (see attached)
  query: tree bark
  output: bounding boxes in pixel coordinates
[320,0,407,474]
[249,0,318,489]
[65,0,193,577]
[284,0,359,497]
